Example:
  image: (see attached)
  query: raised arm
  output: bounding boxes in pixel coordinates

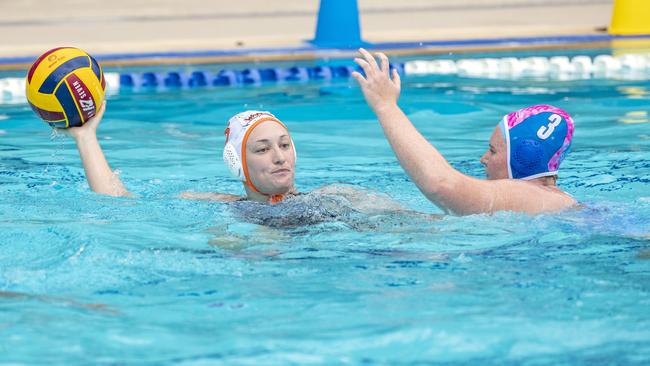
[351,49,475,213]
[66,101,130,197]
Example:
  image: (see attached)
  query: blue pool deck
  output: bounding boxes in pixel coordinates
[0,0,626,69]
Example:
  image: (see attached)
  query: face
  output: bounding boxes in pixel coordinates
[245,121,296,195]
[479,124,509,180]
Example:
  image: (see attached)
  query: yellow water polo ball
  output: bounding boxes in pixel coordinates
[26,47,105,128]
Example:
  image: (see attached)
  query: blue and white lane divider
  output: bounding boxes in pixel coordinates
[0,64,387,104]
[404,53,650,80]
[2,54,650,104]
[116,64,374,88]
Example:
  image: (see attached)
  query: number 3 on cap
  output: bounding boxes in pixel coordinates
[537,114,562,140]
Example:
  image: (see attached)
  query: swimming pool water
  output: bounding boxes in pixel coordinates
[1,61,649,364]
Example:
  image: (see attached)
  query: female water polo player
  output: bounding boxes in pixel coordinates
[352,48,577,215]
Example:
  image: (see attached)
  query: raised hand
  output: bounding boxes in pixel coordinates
[65,100,106,141]
[351,48,401,114]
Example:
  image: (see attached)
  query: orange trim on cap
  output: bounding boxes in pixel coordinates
[240,116,291,198]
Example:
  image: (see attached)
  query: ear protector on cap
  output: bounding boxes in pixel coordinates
[510,138,545,175]
[223,142,244,180]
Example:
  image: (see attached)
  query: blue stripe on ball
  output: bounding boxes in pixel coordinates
[39,56,90,94]
[90,56,102,82]
[54,82,81,128]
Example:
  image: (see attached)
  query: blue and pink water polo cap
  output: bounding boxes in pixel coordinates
[500,104,575,180]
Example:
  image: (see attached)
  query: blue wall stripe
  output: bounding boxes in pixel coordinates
[38,56,90,93]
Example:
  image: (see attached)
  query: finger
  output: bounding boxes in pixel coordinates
[392,69,401,89]
[350,71,367,86]
[358,48,379,73]
[377,52,390,76]
[96,100,107,118]
[88,100,106,122]
[353,58,372,78]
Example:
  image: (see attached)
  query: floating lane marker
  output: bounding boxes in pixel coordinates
[113,65,367,90]
[404,54,650,80]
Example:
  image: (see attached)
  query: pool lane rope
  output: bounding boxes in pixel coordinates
[1,54,649,104]
[404,53,650,80]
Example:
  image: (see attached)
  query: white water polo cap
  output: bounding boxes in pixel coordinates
[223,110,296,187]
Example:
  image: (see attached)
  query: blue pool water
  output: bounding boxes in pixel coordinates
[1,56,650,364]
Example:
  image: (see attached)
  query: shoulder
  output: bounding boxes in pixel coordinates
[492,179,577,213]
[179,192,243,202]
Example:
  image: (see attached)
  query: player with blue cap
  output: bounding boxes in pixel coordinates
[353,48,577,215]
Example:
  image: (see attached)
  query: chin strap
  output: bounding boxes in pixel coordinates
[246,179,286,204]
[268,194,285,204]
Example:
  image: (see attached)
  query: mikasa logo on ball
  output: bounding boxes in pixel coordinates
[47,53,66,69]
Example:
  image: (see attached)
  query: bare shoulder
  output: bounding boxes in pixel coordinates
[179,191,243,202]
[493,179,577,213]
